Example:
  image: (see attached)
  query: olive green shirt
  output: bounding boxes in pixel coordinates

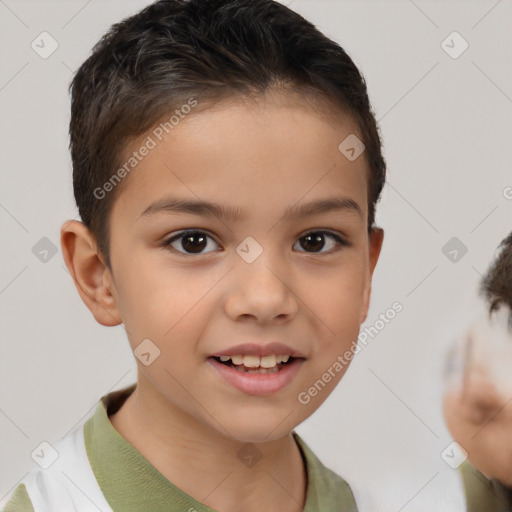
[460,459,512,512]
[2,385,357,511]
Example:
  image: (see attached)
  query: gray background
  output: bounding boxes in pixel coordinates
[1,0,511,510]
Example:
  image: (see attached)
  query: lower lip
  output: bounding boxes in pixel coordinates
[207,357,304,396]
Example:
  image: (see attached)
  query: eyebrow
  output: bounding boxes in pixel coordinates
[138,196,362,222]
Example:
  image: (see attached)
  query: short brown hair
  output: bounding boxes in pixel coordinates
[480,232,512,327]
[69,0,386,269]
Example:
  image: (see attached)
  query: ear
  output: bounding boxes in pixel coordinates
[60,220,122,327]
[360,227,384,324]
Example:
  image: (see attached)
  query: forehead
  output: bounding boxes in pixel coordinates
[111,94,369,225]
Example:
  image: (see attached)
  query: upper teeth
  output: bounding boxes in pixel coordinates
[219,354,290,368]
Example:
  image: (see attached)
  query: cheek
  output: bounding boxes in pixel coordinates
[317,268,366,327]
[115,265,212,391]
[114,259,221,354]
[307,270,367,378]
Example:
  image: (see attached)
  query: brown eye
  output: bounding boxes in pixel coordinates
[294,231,347,253]
[163,230,220,255]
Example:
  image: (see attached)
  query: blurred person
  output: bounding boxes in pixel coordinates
[444,232,512,511]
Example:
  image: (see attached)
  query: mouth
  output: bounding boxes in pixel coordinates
[207,354,305,395]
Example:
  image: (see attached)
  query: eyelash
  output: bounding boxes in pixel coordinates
[160,229,349,256]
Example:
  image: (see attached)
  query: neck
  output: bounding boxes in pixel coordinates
[109,379,307,512]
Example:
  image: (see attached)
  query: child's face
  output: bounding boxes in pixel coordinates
[103,93,383,442]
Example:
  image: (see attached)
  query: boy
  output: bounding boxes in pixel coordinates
[444,232,512,511]
[2,0,388,510]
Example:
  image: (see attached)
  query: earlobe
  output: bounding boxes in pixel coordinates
[360,228,384,324]
[60,220,122,327]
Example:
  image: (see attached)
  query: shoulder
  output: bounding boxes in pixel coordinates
[460,460,512,512]
[1,426,85,512]
[1,419,112,512]
[1,484,34,512]
[292,432,358,511]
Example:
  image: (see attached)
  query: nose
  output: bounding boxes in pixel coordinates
[224,250,299,324]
